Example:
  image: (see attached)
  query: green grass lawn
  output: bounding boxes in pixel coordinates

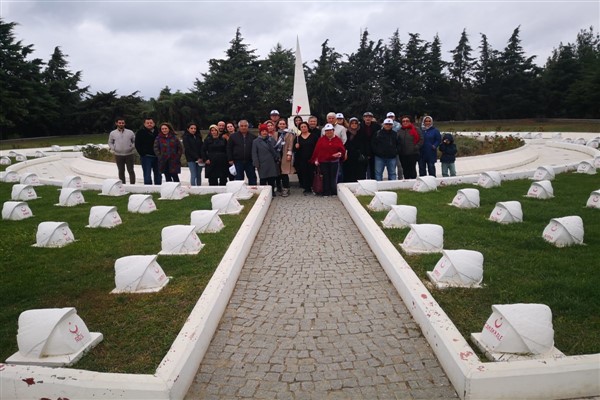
[360,172,600,356]
[0,183,255,373]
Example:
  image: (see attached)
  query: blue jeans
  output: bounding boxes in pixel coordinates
[234,160,257,185]
[141,155,161,185]
[374,156,397,181]
[442,162,456,177]
[419,153,437,177]
[188,161,203,186]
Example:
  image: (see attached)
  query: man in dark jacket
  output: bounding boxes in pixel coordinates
[371,118,400,181]
[359,111,381,179]
[135,117,162,185]
[227,119,257,185]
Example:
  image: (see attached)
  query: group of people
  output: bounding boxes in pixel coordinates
[107,110,458,197]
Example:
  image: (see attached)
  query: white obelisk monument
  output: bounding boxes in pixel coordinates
[290,36,311,124]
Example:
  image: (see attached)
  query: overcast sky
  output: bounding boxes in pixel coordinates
[2,0,598,101]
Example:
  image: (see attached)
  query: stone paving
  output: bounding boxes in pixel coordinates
[185,190,458,399]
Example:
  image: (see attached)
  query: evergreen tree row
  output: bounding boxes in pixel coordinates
[1,19,598,139]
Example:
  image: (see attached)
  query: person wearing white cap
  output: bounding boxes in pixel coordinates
[269,110,281,127]
[310,123,346,196]
[386,112,401,132]
[371,118,401,181]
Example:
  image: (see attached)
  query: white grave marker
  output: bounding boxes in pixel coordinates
[367,191,397,211]
[112,255,169,293]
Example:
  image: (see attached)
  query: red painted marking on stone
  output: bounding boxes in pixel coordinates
[22,377,35,386]
[421,294,427,299]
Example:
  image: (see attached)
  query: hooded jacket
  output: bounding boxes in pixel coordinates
[439,133,457,163]
[420,117,442,157]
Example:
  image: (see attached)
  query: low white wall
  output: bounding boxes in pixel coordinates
[0,187,272,400]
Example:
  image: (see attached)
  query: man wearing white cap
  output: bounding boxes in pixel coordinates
[371,118,400,181]
[269,110,281,127]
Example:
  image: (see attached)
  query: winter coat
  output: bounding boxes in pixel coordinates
[202,135,229,179]
[420,118,442,157]
[439,133,457,163]
[154,133,183,174]
[135,127,159,157]
[227,131,257,162]
[252,136,279,179]
[182,131,203,163]
[371,128,400,159]
[278,130,296,175]
[398,124,423,156]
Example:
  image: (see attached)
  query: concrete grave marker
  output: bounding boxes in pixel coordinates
[112,255,169,293]
[381,205,417,229]
[399,223,444,254]
[532,165,555,181]
[586,189,600,209]
[427,249,484,289]
[159,181,188,200]
[211,192,243,215]
[542,216,584,247]
[158,225,204,255]
[62,175,83,189]
[489,201,523,224]
[128,194,157,214]
[101,179,126,196]
[526,180,554,199]
[190,210,225,233]
[412,176,438,192]
[2,201,33,220]
[6,307,103,367]
[354,179,378,196]
[576,160,596,175]
[450,188,480,208]
[20,172,41,186]
[367,191,397,211]
[477,171,502,188]
[11,184,37,201]
[226,181,253,200]
[87,206,122,228]
[57,188,85,207]
[33,221,75,248]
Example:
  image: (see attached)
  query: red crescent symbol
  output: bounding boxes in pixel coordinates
[154,266,160,273]
[593,196,599,203]
[532,187,538,192]
[68,323,79,334]
[494,318,503,328]
[551,224,558,232]
[496,210,502,215]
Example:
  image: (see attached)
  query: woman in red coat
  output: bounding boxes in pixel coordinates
[310,123,346,196]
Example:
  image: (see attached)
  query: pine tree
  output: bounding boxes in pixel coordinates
[448,29,475,119]
[193,28,262,124]
[422,34,450,119]
[259,43,295,119]
[381,29,405,116]
[306,39,342,121]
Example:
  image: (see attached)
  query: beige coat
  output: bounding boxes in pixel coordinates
[280,131,296,175]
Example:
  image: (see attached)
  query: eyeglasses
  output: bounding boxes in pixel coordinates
[401,119,410,122]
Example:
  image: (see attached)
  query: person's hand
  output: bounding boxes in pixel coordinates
[228,161,233,165]
[205,159,211,165]
[333,152,342,158]
[286,155,292,160]
[315,161,319,166]
[295,143,300,149]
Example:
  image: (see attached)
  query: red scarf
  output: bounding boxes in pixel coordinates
[403,123,419,144]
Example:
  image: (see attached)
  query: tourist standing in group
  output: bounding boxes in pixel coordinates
[108,117,136,184]
[252,123,280,197]
[311,123,346,197]
[182,122,204,186]
[358,111,381,179]
[292,115,303,135]
[202,124,229,186]
[217,121,226,137]
[322,112,347,144]
[276,119,295,197]
[154,122,183,182]
[224,122,236,180]
[269,110,281,127]
[398,115,423,179]
[227,120,257,185]
[386,112,404,180]
[439,133,457,177]
[135,117,161,185]
[308,115,321,137]
[343,117,369,182]
[294,121,318,195]
[371,118,400,181]
[419,115,442,177]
